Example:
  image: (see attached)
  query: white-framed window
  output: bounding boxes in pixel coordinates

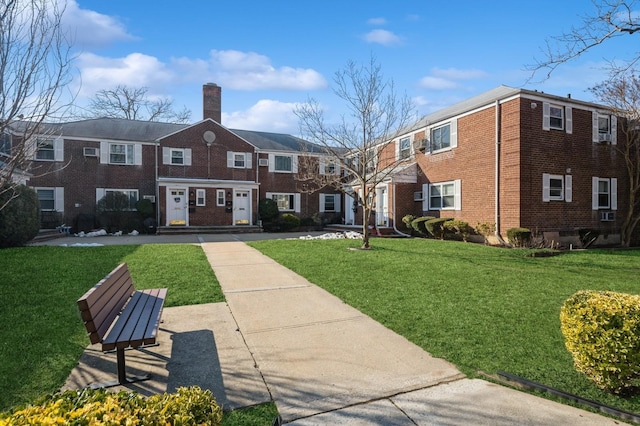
[423,180,461,211]
[34,137,63,161]
[196,189,206,206]
[429,120,458,152]
[35,187,64,212]
[266,192,300,212]
[592,177,617,210]
[398,137,411,160]
[542,173,572,202]
[101,142,142,165]
[96,188,139,210]
[592,112,617,144]
[320,158,339,175]
[217,189,225,206]
[320,193,341,212]
[268,153,297,173]
[226,151,252,169]
[162,147,192,165]
[543,102,572,133]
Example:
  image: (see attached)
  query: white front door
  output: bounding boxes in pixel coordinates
[376,187,389,226]
[234,191,251,225]
[167,189,187,225]
[345,193,355,225]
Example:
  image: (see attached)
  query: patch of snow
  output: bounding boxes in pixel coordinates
[295,231,363,240]
[60,243,105,247]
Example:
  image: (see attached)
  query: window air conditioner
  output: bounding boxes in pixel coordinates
[143,195,156,203]
[598,133,612,143]
[413,191,423,201]
[83,147,98,157]
[258,158,269,167]
[413,138,428,151]
[600,211,615,221]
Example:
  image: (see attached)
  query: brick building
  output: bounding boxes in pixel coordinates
[21,83,341,232]
[348,85,626,245]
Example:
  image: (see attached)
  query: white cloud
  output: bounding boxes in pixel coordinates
[63,0,135,48]
[363,29,402,46]
[76,52,174,96]
[223,99,299,133]
[367,17,387,26]
[173,50,327,91]
[418,67,489,90]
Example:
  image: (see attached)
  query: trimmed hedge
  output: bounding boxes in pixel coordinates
[560,290,640,394]
[410,216,434,236]
[0,386,222,425]
[506,227,531,247]
[443,219,473,242]
[425,217,452,239]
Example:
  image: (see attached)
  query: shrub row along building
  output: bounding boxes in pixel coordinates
[4,83,625,246]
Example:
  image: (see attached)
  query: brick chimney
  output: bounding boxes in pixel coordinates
[203,83,221,123]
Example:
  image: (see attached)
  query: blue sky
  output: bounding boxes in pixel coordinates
[65,0,636,134]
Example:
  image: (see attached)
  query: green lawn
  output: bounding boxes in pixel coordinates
[0,244,222,411]
[248,238,640,415]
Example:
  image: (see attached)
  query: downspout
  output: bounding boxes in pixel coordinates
[392,181,411,237]
[494,100,508,245]
[155,140,160,232]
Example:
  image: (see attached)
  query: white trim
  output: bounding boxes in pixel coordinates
[216,189,225,206]
[196,188,206,206]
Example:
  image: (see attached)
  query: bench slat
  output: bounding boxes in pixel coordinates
[101,288,167,351]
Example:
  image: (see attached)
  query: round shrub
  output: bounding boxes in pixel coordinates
[425,217,452,239]
[258,198,279,222]
[402,214,415,230]
[506,227,532,247]
[443,219,473,242]
[560,290,640,394]
[0,386,222,425]
[280,212,300,231]
[410,216,434,236]
[0,184,40,248]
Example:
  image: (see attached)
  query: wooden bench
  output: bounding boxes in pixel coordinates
[77,263,167,388]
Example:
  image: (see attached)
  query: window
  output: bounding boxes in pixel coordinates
[226,151,251,169]
[196,189,206,206]
[267,192,300,212]
[549,105,564,130]
[217,190,225,206]
[543,174,572,202]
[171,149,184,165]
[429,182,455,209]
[35,139,55,160]
[399,137,411,160]
[98,189,139,210]
[321,159,338,175]
[275,155,292,172]
[320,194,341,212]
[593,112,616,143]
[37,189,55,210]
[35,187,63,212]
[162,147,191,165]
[110,143,134,164]
[592,177,617,210]
[0,133,11,155]
[424,180,461,211]
[431,124,450,151]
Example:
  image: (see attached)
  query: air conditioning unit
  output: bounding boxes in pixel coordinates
[258,158,269,167]
[598,133,612,143]
[413,191,423,201]
[143,195,156,203]
[413,138,428,151]
[600,211,615,221]
[83,147,98,157]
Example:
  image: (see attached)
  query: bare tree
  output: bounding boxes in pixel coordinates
[84,85,191,124]
[590,73,640,246]
[529,1,640,80]
[0,0,74,211]
[295,56,415,249]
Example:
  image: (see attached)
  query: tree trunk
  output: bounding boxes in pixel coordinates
[361,207,371,249]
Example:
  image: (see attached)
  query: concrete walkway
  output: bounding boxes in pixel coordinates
[62,237,627,424]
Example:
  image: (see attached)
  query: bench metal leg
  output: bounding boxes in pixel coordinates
[89,348,151,389]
